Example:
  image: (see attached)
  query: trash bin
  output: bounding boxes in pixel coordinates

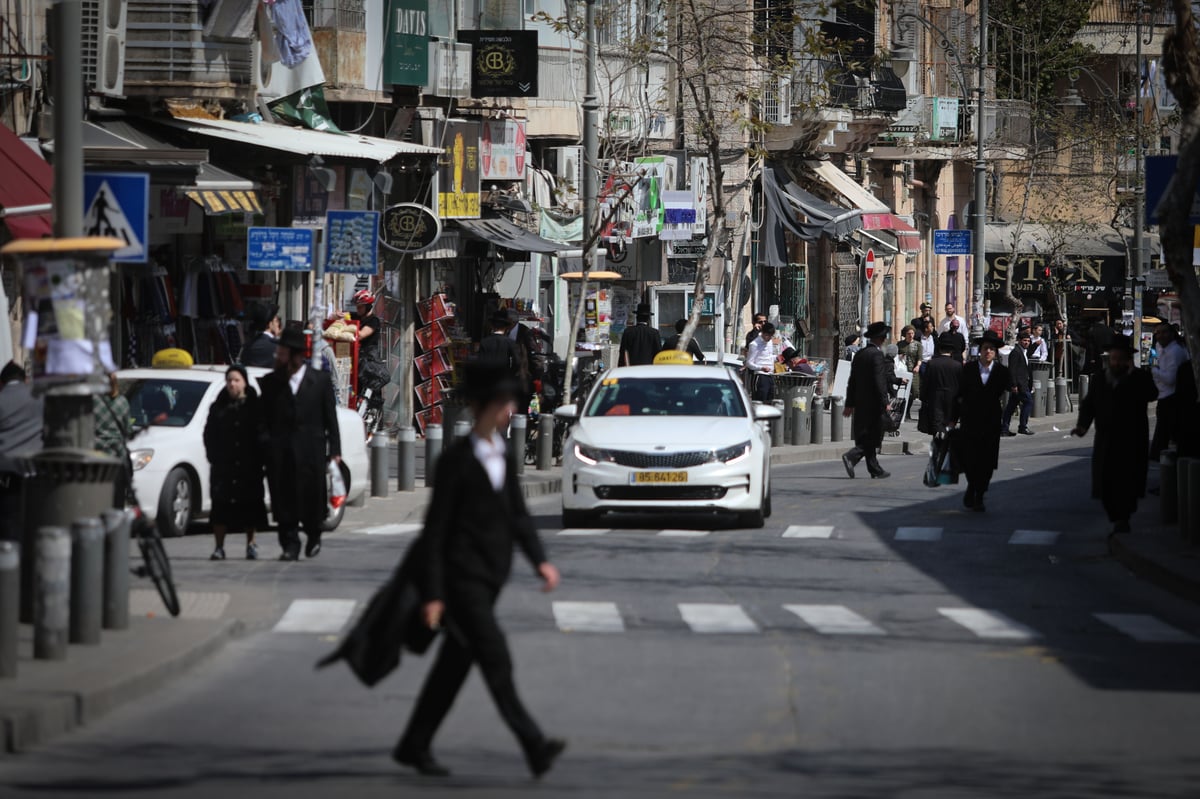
[776,373,818,446]
[20,449,122,624]
[1030,362,1051,418]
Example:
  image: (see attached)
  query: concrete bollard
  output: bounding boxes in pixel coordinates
[790,393,810,446]
[396,427,416,493]
[425,424,444,488]
[0,542,17,678]
[1178,457,1195,539]
[452,418,471,441]
[830,398,844,442]
[510,415,527,476]
[33,526,70,661]
[1030,381,1042,419]
[69,518,104,645]
[1161,450,1178,525]
[1189,460,1200,544]
[370,435,390,498]
[1044,376,1055,416]
[1055,377,1070,415]
[537,413,554,471]
[769,401,784,447]
[101,510,129,631]
[810,399,825,444]
[1078,374,1090,405]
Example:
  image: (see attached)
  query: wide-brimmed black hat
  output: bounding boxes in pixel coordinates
[936,331,960,350]
[978,330,1004,349]
[278,327,308,352]
[489,309,512,328]
[865,321,891,340]
[1108,334,1137,353]
[635,303,652,319]
[461,357,522,405]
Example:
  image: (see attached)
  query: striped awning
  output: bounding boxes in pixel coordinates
[185,189,263,215]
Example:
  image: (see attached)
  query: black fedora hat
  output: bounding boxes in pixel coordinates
[278,327,308,352]
[865,321,891,340]
[978,330,1004,349]
[936,331,959,350]
[461,357,522,406]
[1108,334,1137,354]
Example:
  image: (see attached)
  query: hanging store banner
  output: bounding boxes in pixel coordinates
[325,210,381,275]
[384,0,430,87]
[629,156,677,239]
[690,157,709,236]
[456,30,538,97]
[380,203,442,254]
[658,191,697,241]
[436,120,482,219]
[481,119,527,181]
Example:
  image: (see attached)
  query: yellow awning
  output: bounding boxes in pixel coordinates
[185,189,264,216]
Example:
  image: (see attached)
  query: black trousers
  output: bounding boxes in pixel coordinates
[845,425,884,476]
[399,582,543,756]
[1149,394,1177,460]
[1102,490,1139,524]
[964,465,995,497]
[270,477,322,555]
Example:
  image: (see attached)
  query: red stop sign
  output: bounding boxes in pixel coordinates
[865,248,876,281]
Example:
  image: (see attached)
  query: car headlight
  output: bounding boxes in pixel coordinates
[715,441,751,464]
[573,443,613,465]
[129,449,154,471]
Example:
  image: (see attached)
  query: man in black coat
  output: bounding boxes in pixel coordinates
[395,358,565,779]
[479,311,522,383]
[241,303,281,368]
[619,303,662,366]
[956,330,1011,512]
[918,333,963,436]
[662,318,706,363]
[1002,328,1034,436]
[841,321,891,479]
[258,327,341,561]
[1073,336,1158,534]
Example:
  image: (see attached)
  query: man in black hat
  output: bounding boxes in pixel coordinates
[241,302,282,368]
[258,327,341,560]
[1001,327,1034,436]
[918,332,964,436]
[955,330,1011,512]
[662,318,706,364]
[619,303,662,366]
[395,357,565,779]
[1073,335,1158,533]
[480,310,523,384]
[842,321,892,479]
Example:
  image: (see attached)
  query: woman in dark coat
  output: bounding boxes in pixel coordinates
[203,365,267,560]
[955,330,1012,512]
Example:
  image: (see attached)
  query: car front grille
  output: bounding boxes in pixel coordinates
[609,450,713,469]
[594,485,728,501]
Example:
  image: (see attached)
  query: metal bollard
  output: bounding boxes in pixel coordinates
[790,394,810,446]
[1178,457,1195,539]
[769,401,784,447]
[810,399,825,444]
[1161,451,1178,524]
[396,427,416,493]
[1189,460,1200,544]
[1030,381,1042,419]
[1055,377,1070,415]
[537,413,554,471]
[101,510,129,631]
[0,542,17,678]
[510,415,527,476]
[425,424,444,487]
[1078,374,1090,405]
[452,418,472,441]
[33,526,70,661]
[370,435,390,498]
[1044,376,1055,416]
[830,398,844,442]
[69,518,104,645]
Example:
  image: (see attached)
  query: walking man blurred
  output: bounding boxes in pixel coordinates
[619,303,661,366]
[1002,328,1034,436]
[842,322,891,479]
[956,331,1010,512]
[1149,323,1189,460]
[918,333,963,436]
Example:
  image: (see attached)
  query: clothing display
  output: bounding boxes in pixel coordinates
[268,0,314,68]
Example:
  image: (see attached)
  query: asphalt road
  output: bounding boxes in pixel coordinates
[3,432,1200,798]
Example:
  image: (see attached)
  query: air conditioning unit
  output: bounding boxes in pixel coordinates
[762,75,792,125]
[82,0,126,97]
[425,40,472,99]
[551,146,583,208]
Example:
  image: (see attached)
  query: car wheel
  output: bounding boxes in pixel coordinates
[157,467,195,538]
[738,507,765,529]
[322,462,351,532]
[562,508,599,528]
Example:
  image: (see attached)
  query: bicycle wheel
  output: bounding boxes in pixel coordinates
[139,528,181,617]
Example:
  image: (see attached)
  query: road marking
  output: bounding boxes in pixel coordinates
[679,603,759,634]
[552,601,625,633]
[938,608,1038,640]
[783,604,885,635]
[895,526,944,542]
[273,599,357,633]
[1009,529,1060,546]
[783,525,835,539]
[129,590,229,620]
[557,528,610,536]
[1094,613,1198,643]
[356,523,422,536]
[658,529,710,537]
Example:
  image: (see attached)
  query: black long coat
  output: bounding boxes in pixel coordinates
[956,361,1012,475]
[1008,345,1031,392]
[846,343,888,441]
[203,387,268,529]
[918,353,963,435]
[1076,368,1158,499]
[619,324,662,366]
[258,366,341,527]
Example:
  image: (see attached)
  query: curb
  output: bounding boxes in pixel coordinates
[521,476,562,499]
[1107,534,1200,606]
[0,617,244,756]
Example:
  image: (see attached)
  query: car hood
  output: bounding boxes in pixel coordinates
[575,416,751,450]
[126,423,199,452]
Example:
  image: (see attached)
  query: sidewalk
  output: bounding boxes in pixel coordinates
[1108,480,1200,606]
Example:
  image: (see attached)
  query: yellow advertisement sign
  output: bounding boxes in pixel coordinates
[436,120,481,219]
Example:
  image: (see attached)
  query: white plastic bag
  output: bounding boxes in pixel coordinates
[328,460,347,509]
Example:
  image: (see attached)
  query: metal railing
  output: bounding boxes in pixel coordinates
[303,0,366,32]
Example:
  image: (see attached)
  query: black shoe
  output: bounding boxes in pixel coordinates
[1001,430,1016,437]
[963,490,975,509]
[279,550,299,562]
[1019,428,1035,436]
[1112,519,1132,534]
[973,498,986,512]
[841,453,856,479]
[526,737,567,779]
[393,747,451,777]
[870,470,891,479]
[305,536,322,558]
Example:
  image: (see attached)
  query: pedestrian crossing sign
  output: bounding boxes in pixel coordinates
[83,172,149,262]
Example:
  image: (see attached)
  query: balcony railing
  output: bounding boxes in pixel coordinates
[303,0,366,32]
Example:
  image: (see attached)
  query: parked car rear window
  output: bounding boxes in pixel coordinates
[585,378,747,417]
[120,378,211,428]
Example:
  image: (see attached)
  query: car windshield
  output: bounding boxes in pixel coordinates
[119,378,211,428]
[585,377,747,417]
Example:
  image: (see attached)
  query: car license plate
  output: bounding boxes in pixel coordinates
[629,471,688,485]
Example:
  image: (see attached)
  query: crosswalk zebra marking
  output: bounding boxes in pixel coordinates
[1094,613,1198,643]
[273,599,358,634]
[938,608,1038,641]
[679,603,759,634]
[356,523,423,536]
[1008,529,1060,546]
[895,526,944,542]
[782,525,835,539]
[657,529,710,538]
[552,601,625,633]
[557,528,610,537]
[784,604,885,635]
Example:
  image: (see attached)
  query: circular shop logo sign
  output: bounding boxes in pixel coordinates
[476,44,517,78]
[380,203,442,254]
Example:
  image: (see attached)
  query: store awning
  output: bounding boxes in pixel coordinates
[159,116,442,162]
[0,122,52,240]
[456,217,566,254]
[760,163,861,266]
[984,222,1127,257]
[804,159,921,252]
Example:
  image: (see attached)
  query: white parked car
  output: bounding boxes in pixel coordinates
[116,366,368,537]
[556,364,780,528]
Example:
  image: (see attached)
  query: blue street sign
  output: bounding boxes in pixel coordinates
[1145,155,1200,225]
[324,210,381,275]
[247,227,316,271]
[83,172,149,262]
[933,229,972,255]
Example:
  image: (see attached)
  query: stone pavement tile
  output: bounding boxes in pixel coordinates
[1108,514,1200,606]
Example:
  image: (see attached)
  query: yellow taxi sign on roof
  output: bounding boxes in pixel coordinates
[151,348,194,369]
[653,350,693,366]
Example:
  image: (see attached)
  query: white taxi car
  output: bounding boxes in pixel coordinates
[116,366,368,537]
[556,362,780,528]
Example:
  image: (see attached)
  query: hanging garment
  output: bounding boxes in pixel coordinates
[269,0,313,68]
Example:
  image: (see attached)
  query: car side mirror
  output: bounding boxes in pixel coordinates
[553,404,579,420]
[753,404,782,421]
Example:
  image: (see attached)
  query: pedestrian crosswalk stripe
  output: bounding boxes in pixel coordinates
[356,523,422,536]
[553,601,625,633]
[783,525,835,539]
[1009,529,1060,546]
[1093,613,1198,643]
[557,528,610,536]
[657,529,710,537]
[938,608,1038,640]
[273,599,358,633]
[679,603,759,634]
[896,526,944,542]
[784,604,885,635]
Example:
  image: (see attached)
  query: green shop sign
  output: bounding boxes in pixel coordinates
[384,0,429,87]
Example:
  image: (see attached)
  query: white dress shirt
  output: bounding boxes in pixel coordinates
[288,363,307,395]
[471,431,508,492]
[1154,340,1190,400]
[979,361,993,385]
[746,335,780,372]
[920,335,935,363]
[938,314,967,333]
[1028,336,1048,361]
